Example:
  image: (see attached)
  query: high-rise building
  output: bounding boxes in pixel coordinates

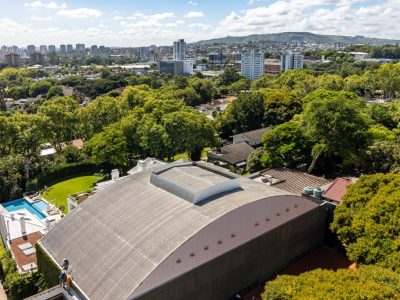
[76,44,85,55]
[139,47,148,61]
[48,45,56,53]
[66,44,73,53]
[99,46,106,54]
[60,44,66,53]
[281,52,304,71]
[27,45,36,56]
[30,52,45,65]
[173,39,186,61]
[91,45,98,53]
[209,52,224,65]
[241,50,264,80]
[39,45,47,53]
[5,53,20,67]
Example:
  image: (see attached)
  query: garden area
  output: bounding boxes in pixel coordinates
[42,175,101,213]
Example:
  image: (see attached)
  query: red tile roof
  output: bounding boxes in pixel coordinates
[9,231,43,270]
[323,177,357,204]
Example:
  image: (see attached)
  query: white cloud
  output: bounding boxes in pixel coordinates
[189,23,212,30]
[214,0,400,39]
[188,0,198,5]
[57,8,103,18]
[31,16,53,21]
[113,16,124,20]
[184,11,205,18]
[24,1,66,9]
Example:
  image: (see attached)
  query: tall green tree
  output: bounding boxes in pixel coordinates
[302,89,370,172]
[38,97,79,148]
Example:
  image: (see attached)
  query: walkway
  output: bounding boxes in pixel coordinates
[0,282,7,300]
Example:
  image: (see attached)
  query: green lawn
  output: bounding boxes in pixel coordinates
[172,147,212,161]
[42,175,100,213]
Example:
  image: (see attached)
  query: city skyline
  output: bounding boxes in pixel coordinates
[0,0,400,47]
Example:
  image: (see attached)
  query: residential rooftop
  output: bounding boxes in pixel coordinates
[252,167,332,195]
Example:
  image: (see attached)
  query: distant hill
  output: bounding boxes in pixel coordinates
[195,32,400,46]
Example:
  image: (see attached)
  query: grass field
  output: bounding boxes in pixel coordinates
[172,147,212,161]
[42,175,100,213]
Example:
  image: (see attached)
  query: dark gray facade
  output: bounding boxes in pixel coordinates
[158,60,184,75]
[136,205,326,300]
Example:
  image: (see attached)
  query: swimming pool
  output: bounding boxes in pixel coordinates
[2,199,47,220]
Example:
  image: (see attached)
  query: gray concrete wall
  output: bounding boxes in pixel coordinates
[135,204,327,300]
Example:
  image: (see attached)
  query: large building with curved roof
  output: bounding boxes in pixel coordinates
[38,162,326,300]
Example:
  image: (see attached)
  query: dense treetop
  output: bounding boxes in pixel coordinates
[262,266,400,300]
[331,173,400,271]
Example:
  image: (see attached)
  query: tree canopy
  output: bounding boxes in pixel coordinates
[263,266,400,300]
[331,173,400,270]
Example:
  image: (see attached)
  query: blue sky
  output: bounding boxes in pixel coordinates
[0,0,399,46]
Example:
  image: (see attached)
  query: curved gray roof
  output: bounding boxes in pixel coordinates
[39,162,319,300]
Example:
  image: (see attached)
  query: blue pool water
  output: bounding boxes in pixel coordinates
[32,200,48,211]
[2,198,47,220]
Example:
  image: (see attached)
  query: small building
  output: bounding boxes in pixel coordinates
[264,59,281,75]
[207,142,255,168]
[322,177,357,205]
[349,52,369,62]
[232,127,272,147]
[40,143,56,158]
[251,167,332,196]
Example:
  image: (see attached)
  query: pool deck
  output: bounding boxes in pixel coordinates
[1,208,47,241]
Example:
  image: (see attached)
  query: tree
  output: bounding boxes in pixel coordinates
[331,173,400,270]
[316,74,345,91]
[162,111,217,161]
[189,78,216,103]
[261,89,302,126]
[219,92,265,138]
[29,81,52,98]
[219,67,241,86]
[274,69,317,97]
[260,120,312,169]
[228,78,251,95]
[46,86,64,99]
[263,266,400,300]
[302,89,370,173]
[79,95,127,139]
[38,97,79,148]
[174,87,201,107]
[85,124,128,166]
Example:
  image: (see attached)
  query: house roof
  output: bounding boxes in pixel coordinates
[207,142,255,165]
[234,128,272,145]
[257,167,332,195]
[39,162,318,300]
[9,231,42,270]
[323,177,357,204]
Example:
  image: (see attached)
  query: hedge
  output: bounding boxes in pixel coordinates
[27,161,114,191]
[35,243,60,290]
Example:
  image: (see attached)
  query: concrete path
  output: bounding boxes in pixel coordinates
[0,282,7,300]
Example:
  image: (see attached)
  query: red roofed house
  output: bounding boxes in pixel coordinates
[323,177,357,205]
